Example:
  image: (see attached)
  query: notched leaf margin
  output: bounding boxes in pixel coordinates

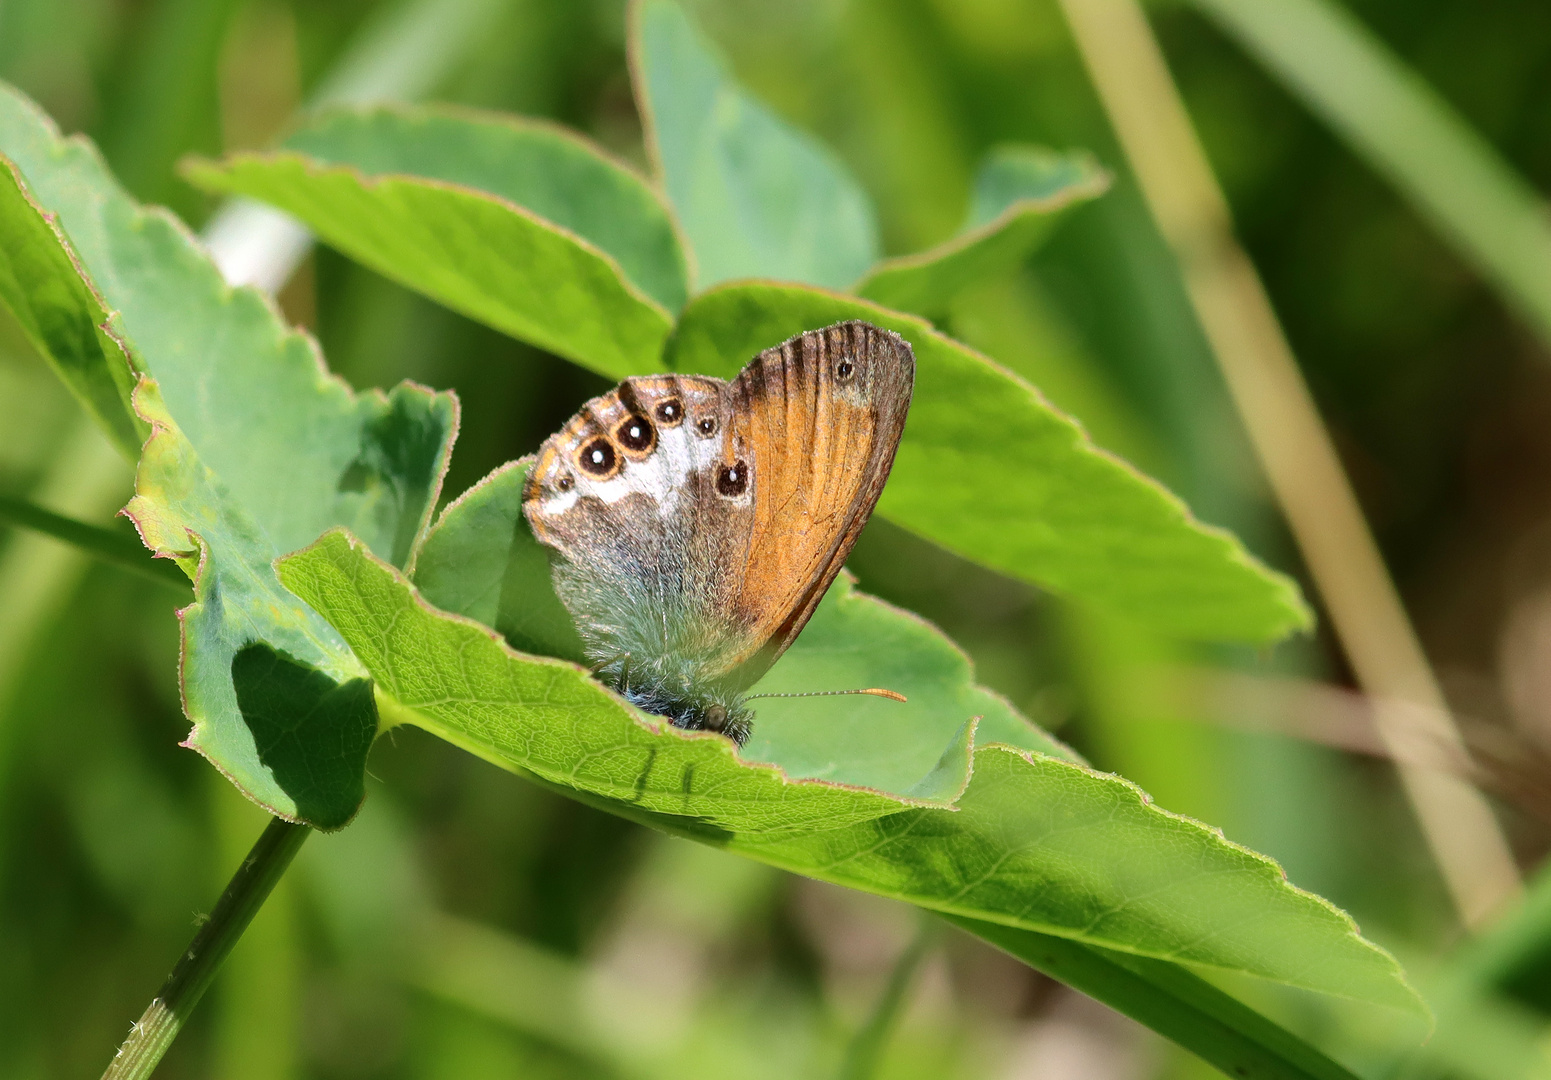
[279,526,977,819]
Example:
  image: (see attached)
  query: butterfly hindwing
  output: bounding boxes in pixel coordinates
[524,375,754,687]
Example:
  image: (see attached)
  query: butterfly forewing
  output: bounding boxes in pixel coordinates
[722,321,914,685]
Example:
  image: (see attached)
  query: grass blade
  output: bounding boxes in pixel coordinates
[1189,0,1551,349]
[837,918,937,1080]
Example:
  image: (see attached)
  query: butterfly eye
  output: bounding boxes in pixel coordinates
[578,438,618,477]
[653,399,684,427]
[835,357,856,381]
[616,414,655,454]
[716,460,749,497]
[695,416,718,437]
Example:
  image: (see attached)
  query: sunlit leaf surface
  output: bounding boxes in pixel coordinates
[276,104,689,314]
[185,153,672,382]
[280,527,1420,1019]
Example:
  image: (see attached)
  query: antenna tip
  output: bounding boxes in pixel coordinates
[861,688,908,703]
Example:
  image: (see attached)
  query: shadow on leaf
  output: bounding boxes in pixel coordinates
[231,643,378,830]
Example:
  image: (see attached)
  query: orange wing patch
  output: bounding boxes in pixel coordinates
[719,321,914,685]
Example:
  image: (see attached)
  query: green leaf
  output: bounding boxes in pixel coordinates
[0,85,457,564]
[855,146,1110,317]
[631,0,881,290]
[413,460,591,665]
[743,573,1072,781]
[953,916,1367,1080]
[124,382,376,828]
[279,528,969,831]
[1189,0,1551,352]
[183,152,672,381]
[277,103,689,314]
[0,154,144,458]
[0,81,458,828]
[277,528,1422,1021]
[667,282,1311,643]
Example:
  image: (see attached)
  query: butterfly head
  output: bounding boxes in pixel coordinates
[593,653,754,745]
[680,699,754,746]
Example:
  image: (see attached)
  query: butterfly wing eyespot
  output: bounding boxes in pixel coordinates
[695,416,718,437]
[716,460,749,497]
[615,414,656,456]
[653,399,684,427]
[555,474,574,492]
[577,437,619,477]
[835,357,856,381]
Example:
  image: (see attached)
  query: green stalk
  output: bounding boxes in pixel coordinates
[837,918,937,1080]
[100,819,310,1080]
[0,493,189,591]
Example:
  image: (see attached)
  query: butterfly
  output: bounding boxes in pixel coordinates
[521,320,915,745]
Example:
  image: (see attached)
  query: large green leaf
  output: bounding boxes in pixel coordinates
[631,0,880,290]
[277,528,1421,1020]
[667,282,1311,643]
[855,146,1111,317]
[125,382,376,827]
[0,155,144,458]
[183,152,672,382]
[0,82,458,828]
[1190,0,1551,352]
[273,104,689,315]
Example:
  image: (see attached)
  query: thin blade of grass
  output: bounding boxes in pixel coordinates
[1189,0,1551,350]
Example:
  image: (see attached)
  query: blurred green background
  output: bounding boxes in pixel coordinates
[3,0,1551,1076]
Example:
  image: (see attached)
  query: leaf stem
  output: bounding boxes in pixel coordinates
[0,493,187,591]
[100,817,310,1080]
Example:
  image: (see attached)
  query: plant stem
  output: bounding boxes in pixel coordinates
[837,917,937,1080]
[100,817,310,1080]
[0,493,188,591]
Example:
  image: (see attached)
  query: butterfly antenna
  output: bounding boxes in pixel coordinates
[744,687,907,703]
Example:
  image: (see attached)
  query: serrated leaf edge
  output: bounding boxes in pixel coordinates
[851,158,1113,292]
[279,526,977,818]
[283,100,693,310]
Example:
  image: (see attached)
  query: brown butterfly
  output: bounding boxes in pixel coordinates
[521,320,915,744]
